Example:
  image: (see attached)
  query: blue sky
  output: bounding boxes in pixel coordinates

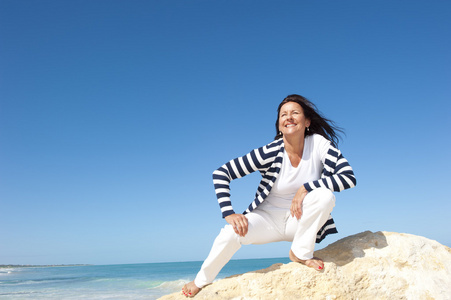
[1,0,450,265]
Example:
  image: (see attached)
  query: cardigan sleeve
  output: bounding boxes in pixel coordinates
[303,143,357,193]
[212,141,280,218]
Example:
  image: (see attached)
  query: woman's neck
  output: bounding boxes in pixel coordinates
[283,134,305,156]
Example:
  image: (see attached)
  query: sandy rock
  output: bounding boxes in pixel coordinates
[159,231,451,300]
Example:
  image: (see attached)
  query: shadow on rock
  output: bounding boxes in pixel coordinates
[316,231,388,266]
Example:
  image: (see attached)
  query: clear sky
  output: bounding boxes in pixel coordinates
[1,0,450,266]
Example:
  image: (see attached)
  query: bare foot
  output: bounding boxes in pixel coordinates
[289,249,324,271]
[182,281,201,298]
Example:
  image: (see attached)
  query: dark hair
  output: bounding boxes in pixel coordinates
[274,94,344,147]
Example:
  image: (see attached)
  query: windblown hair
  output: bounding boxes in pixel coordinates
[274,94,344,147]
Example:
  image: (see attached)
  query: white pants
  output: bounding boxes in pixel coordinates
[194,188,335,288]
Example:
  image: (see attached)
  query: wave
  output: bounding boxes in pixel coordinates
[148,278,189,296]
[0,291,43,296]
[154,279,188,289]
[0,276,95,286]
[0,278,191,299]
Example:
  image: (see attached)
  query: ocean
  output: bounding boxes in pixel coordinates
[0,257,291,299]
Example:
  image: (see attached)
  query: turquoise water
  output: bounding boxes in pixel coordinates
[0,258,290,299]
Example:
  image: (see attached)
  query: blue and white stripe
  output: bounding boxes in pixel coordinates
[212,137,356,243]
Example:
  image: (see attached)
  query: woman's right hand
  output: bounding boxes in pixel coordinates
[225,214,248,237]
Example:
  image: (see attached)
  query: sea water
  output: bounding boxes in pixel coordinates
[0,258,290,299]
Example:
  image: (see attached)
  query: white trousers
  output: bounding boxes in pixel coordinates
[194,188,335,288]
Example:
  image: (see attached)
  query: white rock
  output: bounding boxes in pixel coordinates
[159,231,451,300]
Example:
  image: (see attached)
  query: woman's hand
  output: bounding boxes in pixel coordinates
[291,186,308,220]
[225,214,248,237]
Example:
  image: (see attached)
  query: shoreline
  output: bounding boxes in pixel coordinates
[0,264,92,269]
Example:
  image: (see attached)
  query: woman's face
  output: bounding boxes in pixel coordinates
[278,101,311,138]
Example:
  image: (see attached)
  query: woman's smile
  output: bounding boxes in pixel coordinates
[279,102,310,136]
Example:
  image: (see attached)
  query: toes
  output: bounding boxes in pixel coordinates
[310,260,324,270]
[303,258,324,270]
[181,286,189,297]
[182,282,197,297]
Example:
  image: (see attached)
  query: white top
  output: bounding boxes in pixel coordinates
[265,134,330,208]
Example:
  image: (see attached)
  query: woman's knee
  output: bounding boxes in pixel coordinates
[306,188,335,209]
[219,215,274,246]
[220,225,240,240]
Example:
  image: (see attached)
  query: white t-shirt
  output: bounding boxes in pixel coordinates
[265,134,330,209]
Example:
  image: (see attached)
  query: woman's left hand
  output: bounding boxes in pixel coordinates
[291,186,308,220]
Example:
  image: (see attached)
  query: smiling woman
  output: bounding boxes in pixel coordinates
[278,102,311,144]
[274,94,343,147]
[182,94,357,298]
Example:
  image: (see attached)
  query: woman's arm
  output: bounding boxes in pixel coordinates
[291,142,355,220]
[212,149,263,218]
[212,140,281,218]
[303,144,357,193]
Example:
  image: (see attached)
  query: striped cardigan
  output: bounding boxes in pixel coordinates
[212,135,357,243]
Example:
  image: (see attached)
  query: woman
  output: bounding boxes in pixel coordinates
[182,94,356,297]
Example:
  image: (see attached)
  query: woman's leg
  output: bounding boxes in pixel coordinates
[192,225,241,288]
[285,188,336,261]
[193,206,285,289]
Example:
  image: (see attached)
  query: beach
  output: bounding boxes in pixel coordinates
[0,258,290,299]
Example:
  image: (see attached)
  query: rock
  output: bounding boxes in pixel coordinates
[159,231,451,299]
